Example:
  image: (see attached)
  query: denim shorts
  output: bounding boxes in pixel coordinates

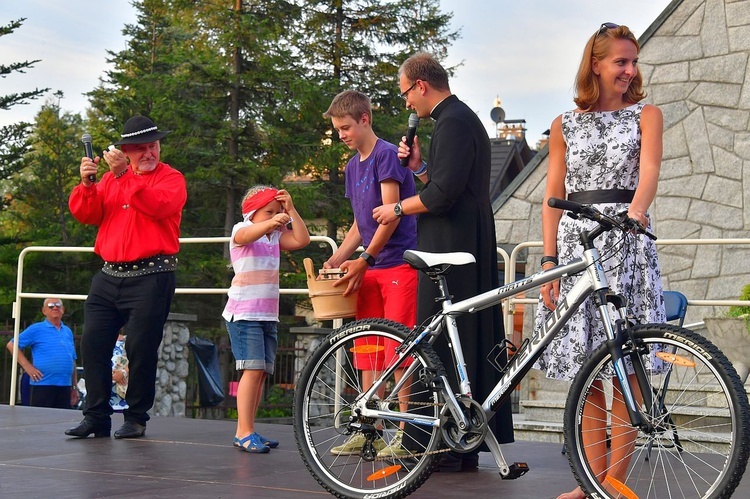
[225,320,277,374]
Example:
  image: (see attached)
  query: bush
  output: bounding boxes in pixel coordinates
[728,283,750,318]
[257,385,293,418]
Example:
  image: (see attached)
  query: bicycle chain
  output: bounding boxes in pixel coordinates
[403,400,443,407]
[374,446,451,461]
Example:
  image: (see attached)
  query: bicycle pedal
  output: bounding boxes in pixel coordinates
[501,462,529,479]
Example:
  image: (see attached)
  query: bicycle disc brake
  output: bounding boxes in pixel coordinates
[440,395,488,453]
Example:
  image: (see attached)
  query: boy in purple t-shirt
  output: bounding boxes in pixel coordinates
[323,90,418,458]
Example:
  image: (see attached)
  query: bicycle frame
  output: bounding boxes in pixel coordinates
[353,242,644,437]
[297,198,750,497]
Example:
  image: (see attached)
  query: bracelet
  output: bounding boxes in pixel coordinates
[540,255,558,267]
[413,161,427,176]
[114,169,128,179]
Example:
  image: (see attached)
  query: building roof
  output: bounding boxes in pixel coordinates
[489,137,536,203]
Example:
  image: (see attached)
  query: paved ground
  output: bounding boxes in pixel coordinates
[1,404,748,498]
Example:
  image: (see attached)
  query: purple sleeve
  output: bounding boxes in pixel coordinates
[373,141,409,185]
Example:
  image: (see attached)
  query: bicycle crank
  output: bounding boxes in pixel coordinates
[440,396,488,453]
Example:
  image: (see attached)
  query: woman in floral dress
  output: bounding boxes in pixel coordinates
[533,23,666,499]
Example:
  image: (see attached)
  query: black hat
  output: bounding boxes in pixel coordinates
[114,115,172,145]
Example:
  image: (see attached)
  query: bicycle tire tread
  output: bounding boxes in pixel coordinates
[563,323,750,499]
[293,318,446,499]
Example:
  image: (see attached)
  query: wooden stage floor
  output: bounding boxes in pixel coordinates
[1,404,748,498]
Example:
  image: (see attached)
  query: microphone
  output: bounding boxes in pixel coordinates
[81,133,96,183]
[400,113,420,167]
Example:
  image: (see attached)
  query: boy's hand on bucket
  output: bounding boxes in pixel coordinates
[335,259,367,296]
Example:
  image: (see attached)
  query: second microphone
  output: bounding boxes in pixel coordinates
[400,113,420,167]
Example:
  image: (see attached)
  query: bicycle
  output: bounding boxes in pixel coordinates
[293,198,750,499]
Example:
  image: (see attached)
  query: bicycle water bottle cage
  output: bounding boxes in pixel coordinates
[487,338,524,373]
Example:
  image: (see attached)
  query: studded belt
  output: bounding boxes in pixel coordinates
[102,254,178,278]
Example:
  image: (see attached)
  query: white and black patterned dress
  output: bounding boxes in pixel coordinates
[533,102,665,381]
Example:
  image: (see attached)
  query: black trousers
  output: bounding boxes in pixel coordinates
[30,385,72,409]
[81,271,175,426]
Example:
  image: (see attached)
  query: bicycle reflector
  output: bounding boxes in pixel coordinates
[655,352,697,367]
[367,465,402,481]
[604,475,638,499]
[350,345,386,354]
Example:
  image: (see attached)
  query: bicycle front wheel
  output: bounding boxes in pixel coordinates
[293,318,445,499]
[564,324,750,498]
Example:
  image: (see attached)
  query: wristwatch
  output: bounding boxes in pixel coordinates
[394,201,404,218]
[360,252,376,266]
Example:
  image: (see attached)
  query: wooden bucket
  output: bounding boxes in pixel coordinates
[303,258,358,320]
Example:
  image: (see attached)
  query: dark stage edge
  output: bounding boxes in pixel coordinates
[1,405,748,498]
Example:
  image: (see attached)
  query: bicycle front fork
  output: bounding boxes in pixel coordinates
[598,292,653,432]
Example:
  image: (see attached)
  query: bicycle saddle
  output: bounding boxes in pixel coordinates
[403,250,476,271]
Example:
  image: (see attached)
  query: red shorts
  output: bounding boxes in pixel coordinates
[353,264,417,371]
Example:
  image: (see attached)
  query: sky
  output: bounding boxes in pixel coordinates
[2,0,674,146]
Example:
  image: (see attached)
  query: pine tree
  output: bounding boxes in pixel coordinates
[0,94,97,325]
[283,0,459,239]
[0,19,50,180]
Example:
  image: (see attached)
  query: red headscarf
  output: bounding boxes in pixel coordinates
[241,188,279,217]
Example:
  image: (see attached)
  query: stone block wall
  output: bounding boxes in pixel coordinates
[152,313,196,417]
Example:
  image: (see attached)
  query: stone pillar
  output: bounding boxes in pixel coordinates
[152,313,196,417]
[289,326,333,381]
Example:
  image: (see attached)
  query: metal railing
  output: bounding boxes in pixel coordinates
[8,236,344,406]
[503,238,750,333]
[10,235,750,405]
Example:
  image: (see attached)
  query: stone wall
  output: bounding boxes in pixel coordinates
[152,313,196,417]
[644,0,750,320]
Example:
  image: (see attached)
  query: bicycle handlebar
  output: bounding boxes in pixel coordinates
[547,197,581,213]
[548,197,656,240]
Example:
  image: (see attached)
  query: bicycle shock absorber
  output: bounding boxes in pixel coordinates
[607,309,650,431]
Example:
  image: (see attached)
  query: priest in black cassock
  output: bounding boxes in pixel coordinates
[373,51,514,471]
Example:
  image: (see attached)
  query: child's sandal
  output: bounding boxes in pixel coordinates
[256,433,279,448]
[237,433,270,453]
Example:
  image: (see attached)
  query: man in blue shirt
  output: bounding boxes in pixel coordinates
[7,298,78,409]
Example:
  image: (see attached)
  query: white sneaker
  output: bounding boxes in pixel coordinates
[376,429,412,458]
[330,433,386,455]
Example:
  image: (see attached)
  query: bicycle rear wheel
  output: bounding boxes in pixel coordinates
[564,324,750,499]
[293,318,445,499]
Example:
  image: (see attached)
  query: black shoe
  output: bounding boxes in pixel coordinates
[114,421,146,439]
[437,451,462,472]
[65,419,111,438]
[436,451,479,472]
[461,453,479,471]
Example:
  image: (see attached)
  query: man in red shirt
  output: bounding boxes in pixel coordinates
[66,115,187,439]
